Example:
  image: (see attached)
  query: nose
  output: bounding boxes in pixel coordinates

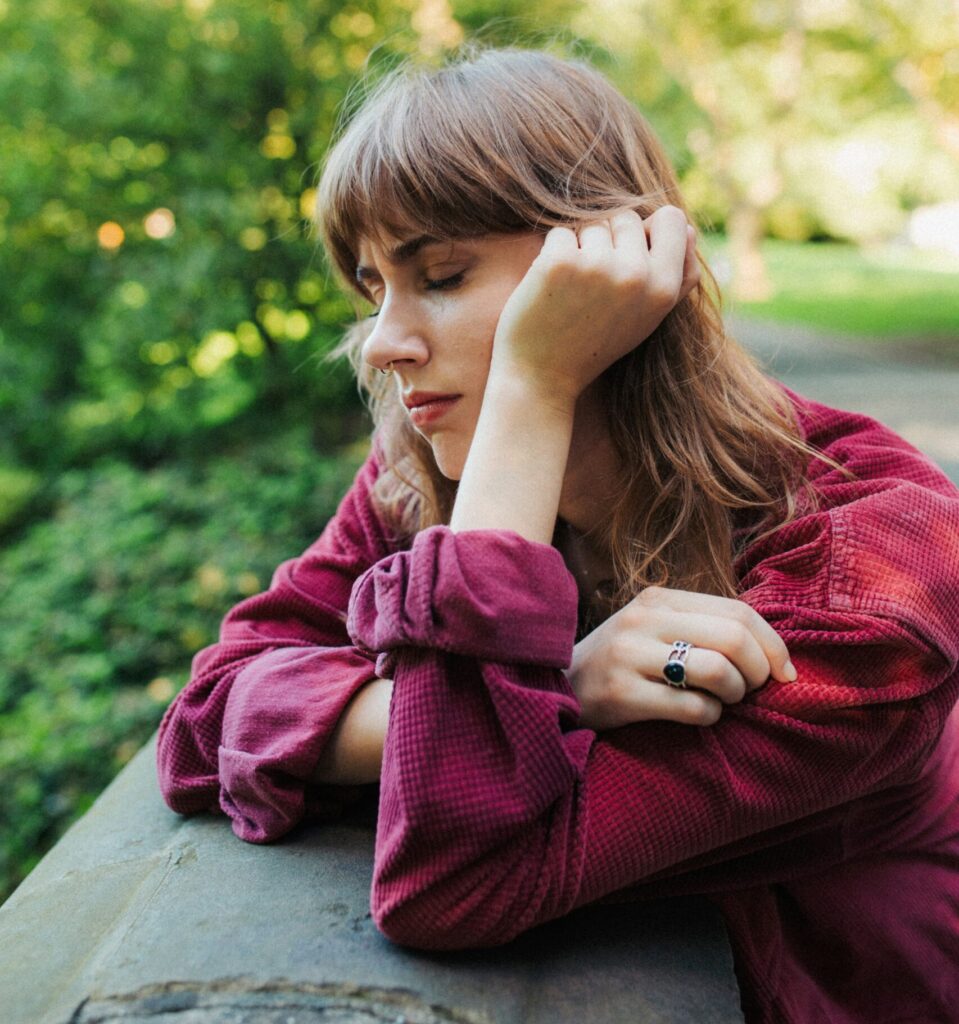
[361,297,429,375]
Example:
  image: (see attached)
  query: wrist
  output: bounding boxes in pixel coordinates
[450,372,574,543]
[486,358,580,418]
[311,678,392,786]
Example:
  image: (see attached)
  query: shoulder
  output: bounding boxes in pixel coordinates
[739,387,959,656]
[781,385,957,498]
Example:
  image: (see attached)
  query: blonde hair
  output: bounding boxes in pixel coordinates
[317,46,826,602]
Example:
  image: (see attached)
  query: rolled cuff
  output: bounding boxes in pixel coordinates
[348,525,578,669]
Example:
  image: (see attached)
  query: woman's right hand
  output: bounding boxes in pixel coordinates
[488,207,699,409]
[566,586,797,731]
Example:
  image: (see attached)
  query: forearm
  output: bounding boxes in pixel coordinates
[450,373,576,543]
[311,677,393,785]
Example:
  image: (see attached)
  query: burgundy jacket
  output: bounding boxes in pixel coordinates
[157,388,959,1023]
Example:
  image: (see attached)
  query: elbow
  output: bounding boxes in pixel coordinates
[155,754,217,818]
[155,729,196,815]
[155,718,221,818]
[371,885,488,952]
[370,861,529,951]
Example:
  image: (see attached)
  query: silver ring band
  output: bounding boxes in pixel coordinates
[663,640,693,688]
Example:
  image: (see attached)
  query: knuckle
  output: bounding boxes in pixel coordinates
[614,258,645,281]
[685,696,722,727]
[647,276,680,307]
[721,675,748,705]
[695,651,726,686]
[730,600,756,626]
[727,621,750,654]
[619,604,646,630]
[658,204,685,222]
[609,634,634,667]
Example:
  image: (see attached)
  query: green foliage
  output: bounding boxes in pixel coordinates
[704,235,959,341]
[0,0,401,470]
[0,466,41,533]
[0,433,365,902]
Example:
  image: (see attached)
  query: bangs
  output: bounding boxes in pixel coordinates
[316,49,657,301]
[318,66,534,301]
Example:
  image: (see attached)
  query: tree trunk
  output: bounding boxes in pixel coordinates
[728,204,772,302]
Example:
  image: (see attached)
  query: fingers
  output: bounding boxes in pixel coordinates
[615,677,723,728]
[540,224,579,261]
[635,587,796,685]
[573,208,696,303]
[617,632,749,705]
[679,225,701,302]
[607,209,648,256]
[643,205,690,303]
[577,220,614,255]
[682,646,749,704]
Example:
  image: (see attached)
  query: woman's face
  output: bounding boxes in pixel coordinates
[356,231,545,479]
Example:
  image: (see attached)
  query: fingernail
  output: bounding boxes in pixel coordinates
[783,660,797,681]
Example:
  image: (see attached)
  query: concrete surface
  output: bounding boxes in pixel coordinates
[0,738,744,1024]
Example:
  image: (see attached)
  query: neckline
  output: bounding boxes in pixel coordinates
[555,517,616,604]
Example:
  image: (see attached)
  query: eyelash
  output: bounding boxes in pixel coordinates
[425,271,465,291]
[366,272,465,318]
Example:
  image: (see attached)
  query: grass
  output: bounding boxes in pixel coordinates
[701,236,959,348]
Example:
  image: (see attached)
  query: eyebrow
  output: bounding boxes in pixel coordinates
[354,234,445,282]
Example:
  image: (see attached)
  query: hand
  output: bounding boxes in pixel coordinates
[488,207,700,407]
[566,587,796,731]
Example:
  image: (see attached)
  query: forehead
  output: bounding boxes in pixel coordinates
[357,233,450,265]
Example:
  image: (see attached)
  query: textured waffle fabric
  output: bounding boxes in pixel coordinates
[158,387,959,1023]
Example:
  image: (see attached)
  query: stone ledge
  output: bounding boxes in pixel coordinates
[0,735,743,1024]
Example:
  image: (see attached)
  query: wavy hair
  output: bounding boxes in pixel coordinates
[317,46,830,602]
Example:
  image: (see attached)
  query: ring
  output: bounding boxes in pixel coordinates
[663,640,693,688]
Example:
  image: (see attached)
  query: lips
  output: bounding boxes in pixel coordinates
[405,394,461,428]
[403,391,461,410]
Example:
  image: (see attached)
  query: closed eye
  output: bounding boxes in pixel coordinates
[424,271,465,291]
[365,271,466,318]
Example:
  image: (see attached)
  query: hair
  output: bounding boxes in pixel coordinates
[316,45,830,604]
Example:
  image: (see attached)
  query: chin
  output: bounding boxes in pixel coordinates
[430,440,466,482]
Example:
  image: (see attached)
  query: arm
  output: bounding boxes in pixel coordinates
[156,444,395,842]
[351,211,959,948]
[311,677,393,785]
[351,470,959,950]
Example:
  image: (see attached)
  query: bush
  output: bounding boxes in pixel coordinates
[0,466,41,533]
[0,430,366,902]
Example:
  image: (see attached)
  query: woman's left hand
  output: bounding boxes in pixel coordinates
[565,585,796,732]
[489,207,699,408]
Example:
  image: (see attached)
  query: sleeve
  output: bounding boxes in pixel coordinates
[156,442,395,843]
[347,410,959,951]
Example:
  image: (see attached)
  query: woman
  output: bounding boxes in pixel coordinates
[157,48,959,1022]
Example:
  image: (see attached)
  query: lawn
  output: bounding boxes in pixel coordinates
[701,236,959,346]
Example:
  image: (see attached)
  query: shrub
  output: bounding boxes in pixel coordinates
[0,430,366,902]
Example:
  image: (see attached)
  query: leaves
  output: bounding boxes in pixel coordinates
[0,430,365,901]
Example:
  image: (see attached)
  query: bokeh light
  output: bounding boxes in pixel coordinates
[97,221,125,249]
[144,207,176,239]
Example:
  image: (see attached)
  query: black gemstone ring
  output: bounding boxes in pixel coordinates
[663,640,693,688]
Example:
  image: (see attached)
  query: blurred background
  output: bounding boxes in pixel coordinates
[1,0,957,903]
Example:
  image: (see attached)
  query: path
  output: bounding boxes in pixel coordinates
[731,316,959,485]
